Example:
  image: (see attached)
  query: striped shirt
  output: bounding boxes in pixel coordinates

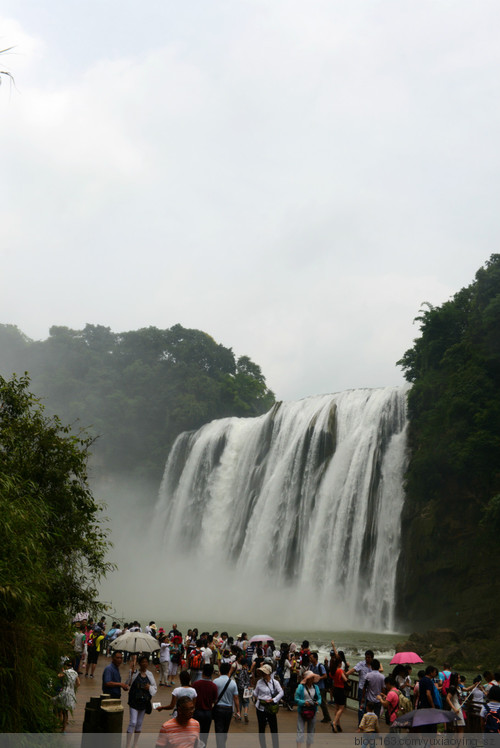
[156,717,200,748]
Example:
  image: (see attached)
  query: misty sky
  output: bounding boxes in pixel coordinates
[2,1,499,401]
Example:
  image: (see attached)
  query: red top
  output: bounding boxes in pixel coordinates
[193,678,218,710]
[334,668,346,689]
[386,689,399,723]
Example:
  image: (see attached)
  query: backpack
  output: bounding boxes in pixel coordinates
[484,705,500,733]
[237,668,250,690]
[385,689,412,725]
[190,652,202,670]
[397,690,413,717]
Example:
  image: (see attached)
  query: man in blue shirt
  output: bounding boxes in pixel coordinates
[417,665,439,733]
[212,662,240,748]
[102,651,129,698]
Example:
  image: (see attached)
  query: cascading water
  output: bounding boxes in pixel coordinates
[154,386,408,632]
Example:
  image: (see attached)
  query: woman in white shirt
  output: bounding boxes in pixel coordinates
[445,673,465,734]
[253,664,284,748]
[157,669,197,718]
[159,635,171,687]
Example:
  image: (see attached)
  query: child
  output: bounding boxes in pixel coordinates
[358,701,379,748]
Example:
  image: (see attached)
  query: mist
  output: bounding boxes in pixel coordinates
[94,472,327,630]
[98,387,408,634]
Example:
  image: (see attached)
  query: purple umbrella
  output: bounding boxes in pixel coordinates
[394,708,457,729]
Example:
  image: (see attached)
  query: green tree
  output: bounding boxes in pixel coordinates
[0,323,275,485]
[396,254,500,633]
[0,374,113,731]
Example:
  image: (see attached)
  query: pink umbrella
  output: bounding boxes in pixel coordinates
[390,651,423,665]
[249,634,274,643]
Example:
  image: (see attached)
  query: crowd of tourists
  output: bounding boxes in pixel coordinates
[58,617,500,746]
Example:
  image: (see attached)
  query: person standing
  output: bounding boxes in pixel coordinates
[416,665,439,734]
[212,662,240,748]
[102,651,130,699]
[236,657,252,723]
[481,685,500,734]
[126,655,157,747]
[159,634,171,687]
[54,658,80,733]
[193,663,219,744]
[253,663,284,748]
[377,676,400,732]
[188,640,204,684]
[309,652,331,724]
[331,656,349,733]
[203,640,215,668]
[346,649,373,724]
[357,701,380,747]
[246,639,256,667]
[169,624,182,639]
[445,672,465,735]
[295,670,321,747]
[72,626,85,674]
[169,637,183,687]
[157,670,197,717]
[362,660,385,718]
[85,628,98,678]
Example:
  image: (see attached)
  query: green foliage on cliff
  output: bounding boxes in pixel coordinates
[0,323,275,484]
[397,255,500,632]
[0,374,112,731]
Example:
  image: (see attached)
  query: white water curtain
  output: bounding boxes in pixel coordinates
[154,386,408,632]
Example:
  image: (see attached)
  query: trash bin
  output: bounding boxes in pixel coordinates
[81,694,124,748]
[100,699,124,733]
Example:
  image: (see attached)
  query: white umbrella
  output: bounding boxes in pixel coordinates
[111,631,160,654]
[72,612,89,623]
[249,634,274,644]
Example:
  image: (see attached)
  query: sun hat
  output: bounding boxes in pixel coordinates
[257,664,272,676]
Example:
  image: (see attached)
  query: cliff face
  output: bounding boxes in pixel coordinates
[395,255,500,649]
[396,491,493,629]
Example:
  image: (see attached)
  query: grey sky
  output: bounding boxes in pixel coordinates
[1,1,498,400]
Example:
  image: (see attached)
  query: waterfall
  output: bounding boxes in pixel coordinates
[154,386,408,632]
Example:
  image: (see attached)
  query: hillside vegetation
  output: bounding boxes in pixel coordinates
[0,323,275,485]
[397,255,500,651]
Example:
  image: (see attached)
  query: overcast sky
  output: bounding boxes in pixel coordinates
[1,1,499,401]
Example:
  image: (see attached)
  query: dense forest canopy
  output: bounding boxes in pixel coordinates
[0,374,112,731]
[397,254,500,639]
[0,323,275,485]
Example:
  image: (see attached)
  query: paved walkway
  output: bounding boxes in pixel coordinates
[67,658,368,737]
